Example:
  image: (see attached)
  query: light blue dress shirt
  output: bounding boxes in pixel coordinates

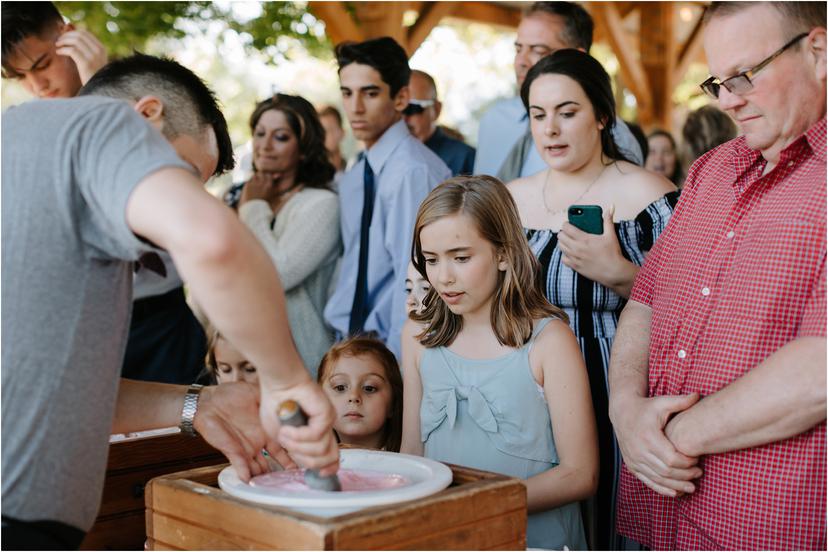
[324,119,451,358]
[473,96,643,178]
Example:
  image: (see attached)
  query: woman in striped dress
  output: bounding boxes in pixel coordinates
[506,50,679,550]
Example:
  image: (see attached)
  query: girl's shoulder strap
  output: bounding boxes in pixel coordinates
[526,315,568,354]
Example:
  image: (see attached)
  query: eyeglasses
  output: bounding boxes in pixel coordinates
[403,99,435,116]
[700,32,808,99]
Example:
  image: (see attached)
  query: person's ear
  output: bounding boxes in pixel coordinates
[497,251,509,272]
[393,85,411,114]
[133,96,165,130]
[807,27,827,81]
[434,99,443,120]
[597,115,607,131]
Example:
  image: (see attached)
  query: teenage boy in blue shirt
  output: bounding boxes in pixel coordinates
[324,37,451,358]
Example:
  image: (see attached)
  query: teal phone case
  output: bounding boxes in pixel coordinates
[568,205,603,234]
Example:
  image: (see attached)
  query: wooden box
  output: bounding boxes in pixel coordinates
[145,462,527,550]
[80,431,225,550]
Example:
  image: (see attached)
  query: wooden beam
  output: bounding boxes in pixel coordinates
[673,7,707,83]
[592,3,653,119]
[640,2,675,128]
[307,2,364,45]
[352,1,407,43]
[406,2,459,56]
[451,2,521,29]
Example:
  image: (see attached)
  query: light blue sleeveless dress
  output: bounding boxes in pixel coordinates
[420,318,587,550]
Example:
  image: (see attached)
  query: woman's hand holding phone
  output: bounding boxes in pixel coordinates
[558,203,637,297]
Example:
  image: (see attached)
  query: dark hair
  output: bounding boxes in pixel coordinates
[2,1,63,78]
[682,105,738,165]
[625,121,649,161]
[78,53,234,176]
[647,129,683,185]
[317,105,343,128]
[335,37,411,97]
[411,175,567,348]
[317,336,403,452]
[250,94,336,189]
[521,49,632,164]
[704,2,826,40]
[525,2,594,52]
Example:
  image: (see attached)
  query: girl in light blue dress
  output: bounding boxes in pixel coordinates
[401,175,598,550]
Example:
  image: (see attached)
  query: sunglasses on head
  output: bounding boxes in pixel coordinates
[403,99,435,116]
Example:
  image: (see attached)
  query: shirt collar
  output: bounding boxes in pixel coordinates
[803,117,827,163]
[731,116,827,165]
[425,126,445,148]
[365,118,410,174]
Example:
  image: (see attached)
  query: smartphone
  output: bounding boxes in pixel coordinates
[568,205,603,235]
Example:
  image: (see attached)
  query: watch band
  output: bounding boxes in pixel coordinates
[179,384,203,436]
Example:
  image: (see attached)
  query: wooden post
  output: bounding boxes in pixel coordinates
[640,2,676,129]
[592,3,653,123]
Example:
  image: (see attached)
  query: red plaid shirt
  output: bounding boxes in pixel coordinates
[617,118,827,550]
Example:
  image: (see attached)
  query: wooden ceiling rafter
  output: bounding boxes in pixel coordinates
[673,6,707,84]
[592,3,653,117]
[405,1,460,56]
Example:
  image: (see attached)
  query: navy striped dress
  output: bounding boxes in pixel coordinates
[525,191,680,550]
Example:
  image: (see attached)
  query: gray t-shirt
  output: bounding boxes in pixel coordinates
[1,96,190,530]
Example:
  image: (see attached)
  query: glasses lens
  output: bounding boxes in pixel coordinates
[700,80,720,99]
[403,103,425,116]
[726,75,753,96]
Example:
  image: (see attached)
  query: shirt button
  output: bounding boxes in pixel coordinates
[788,161,795,167]
[702,287,711,296]
[726,230,735,239]
[677,349,687,359]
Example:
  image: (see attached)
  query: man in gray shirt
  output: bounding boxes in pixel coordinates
[1,54,339,549]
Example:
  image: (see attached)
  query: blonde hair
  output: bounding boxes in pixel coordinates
[411,175,567,348]
[316,336,403,452]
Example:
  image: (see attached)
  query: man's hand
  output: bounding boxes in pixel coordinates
[192,382,296,482]
[55,28,107,85]
[259,379,340,476]
[612,392,704,496]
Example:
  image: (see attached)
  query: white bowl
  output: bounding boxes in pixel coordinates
[218,449,453,517]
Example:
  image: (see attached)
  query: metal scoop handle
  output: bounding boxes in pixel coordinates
[278,400,342,492]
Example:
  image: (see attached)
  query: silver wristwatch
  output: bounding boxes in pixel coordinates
[179,384,203,436]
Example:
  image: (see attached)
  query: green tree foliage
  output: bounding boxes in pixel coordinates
[54,1,331,62]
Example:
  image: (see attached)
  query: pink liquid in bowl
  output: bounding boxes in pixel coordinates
[249,469,410,493]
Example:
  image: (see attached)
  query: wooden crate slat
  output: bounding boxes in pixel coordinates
[148,478,327,549]
[150,512,273,550]
[380,510,526,550]
[328,479,525,547]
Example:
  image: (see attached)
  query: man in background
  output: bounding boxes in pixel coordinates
[404,69,475,176]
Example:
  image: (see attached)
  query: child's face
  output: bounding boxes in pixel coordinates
[405,262,431,314]
[322,354,393,449]
[420,213,506,319]
[214,337,259,385]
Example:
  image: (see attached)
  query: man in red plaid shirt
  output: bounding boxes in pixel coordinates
[609,2,826,549]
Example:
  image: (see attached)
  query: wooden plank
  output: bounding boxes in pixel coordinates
[151,513,275,551]
[307,2,365,45]
[405,2,458,56]
[592,3,653,119]
[328,478,526,549]
[381,510,526,550]
[351,1,406,43]
[673,7,707,83]
[640,1,675,127]
[147,477,327,549]
[451,2,521,29]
